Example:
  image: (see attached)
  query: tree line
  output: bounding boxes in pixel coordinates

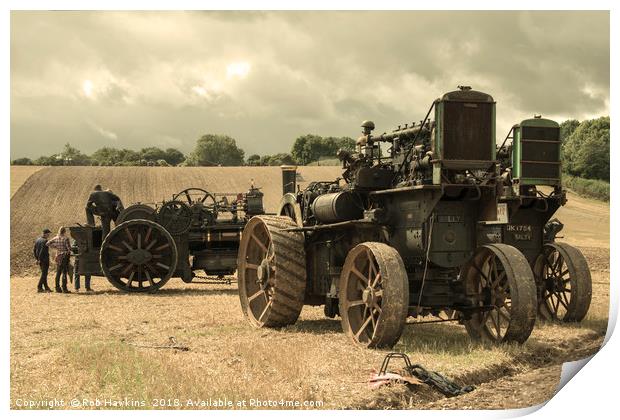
[10,134,356,167]
[11,117,609,179]
[559,116,609,182]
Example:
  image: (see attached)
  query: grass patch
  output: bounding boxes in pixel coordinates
[563,174,609,201]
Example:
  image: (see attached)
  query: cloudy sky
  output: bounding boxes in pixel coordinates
[10,11,609,160]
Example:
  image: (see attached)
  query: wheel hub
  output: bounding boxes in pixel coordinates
[362,287,376,307]
[126,249,152,265]
[545,276,564,292]
[256,258,271,287]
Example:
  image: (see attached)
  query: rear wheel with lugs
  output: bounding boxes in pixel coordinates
[535,242,592,322]
[100,219,178,292]
[237,216,306,328]
[339,242,409,348]
[462,244,537,344]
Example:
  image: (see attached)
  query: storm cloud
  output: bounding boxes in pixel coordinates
[10,11,609,159]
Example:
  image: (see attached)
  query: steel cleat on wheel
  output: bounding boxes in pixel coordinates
[237,216,306,328]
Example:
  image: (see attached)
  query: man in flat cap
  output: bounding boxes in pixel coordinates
[33,228,52,293]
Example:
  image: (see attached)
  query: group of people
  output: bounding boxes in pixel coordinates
[33,184,123,293]
[33,227,92,293]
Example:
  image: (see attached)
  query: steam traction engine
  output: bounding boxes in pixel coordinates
[237,86,590,348]
[70,186,265,292]
[496,116,592,322]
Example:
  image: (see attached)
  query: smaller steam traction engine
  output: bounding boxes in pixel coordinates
[495,116,592,322]
[70,186,265,292]
[237,86,592,348]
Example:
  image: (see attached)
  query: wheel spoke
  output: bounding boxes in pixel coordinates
[355,313,373,340]
[251,234,268,253]
[351,266,369,286]
[248,289,267,303]
[370,273,381,288]
[557,292,569,310]
[144,268,154,287]
[109,263,123,271]
[144,227,152,244]
[107,244,123,252]
[154,243,170,252]
[498,307,511,322]
[258,300,272,322]
[124,227,135,244]
[346,299,365,309]
[472,262,490,283]
[121,263,134,276]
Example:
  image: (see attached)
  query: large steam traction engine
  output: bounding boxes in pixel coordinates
[70,186,265,292]
[237,86,592,348]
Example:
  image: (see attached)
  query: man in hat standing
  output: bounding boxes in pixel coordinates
[33,228,52,292]
[85,184,117,238]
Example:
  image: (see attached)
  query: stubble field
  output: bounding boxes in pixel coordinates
[10,166,610,409]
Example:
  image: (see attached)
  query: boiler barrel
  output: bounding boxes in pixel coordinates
[311,192,363,223]
[281,165,298,195]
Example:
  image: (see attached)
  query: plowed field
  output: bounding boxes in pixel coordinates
[9,166,609,410]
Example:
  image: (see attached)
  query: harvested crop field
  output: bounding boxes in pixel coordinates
[10,165,45,197]
[10,166,610,409]
[10,166,341,275]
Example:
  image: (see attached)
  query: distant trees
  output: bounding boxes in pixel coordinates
[11,144,187,167]
[11,157,33,165]
[259,153,296,166]
[186,134,245,166]
[562,116,609,181]
[291,134,355,165]
[91,147,141,166]
[10,132,359,167]
[246,154,261,166]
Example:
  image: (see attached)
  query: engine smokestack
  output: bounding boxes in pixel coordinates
[280,165,298,195]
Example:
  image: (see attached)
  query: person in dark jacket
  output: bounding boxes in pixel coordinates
[85,184,119,238]
[33,228,52,293]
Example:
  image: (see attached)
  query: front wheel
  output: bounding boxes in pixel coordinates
[535,242,592,322]
[339,242,409,348]
[462,244,537,344]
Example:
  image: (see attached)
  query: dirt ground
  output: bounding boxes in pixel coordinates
[9,166,610,410]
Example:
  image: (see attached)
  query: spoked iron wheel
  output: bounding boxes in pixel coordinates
[157,200,192,235]
[534,242,592,322]
[462,244,537,344]
[173,188,217,208]
[100,219,178,292]
[339,242,408,348]
[238,216,306,327]
[277,193,303,227]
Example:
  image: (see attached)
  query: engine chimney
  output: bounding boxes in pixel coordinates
[280,165,298,195]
